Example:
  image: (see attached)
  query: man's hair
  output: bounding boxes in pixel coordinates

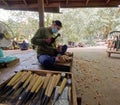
[53,20,62,27]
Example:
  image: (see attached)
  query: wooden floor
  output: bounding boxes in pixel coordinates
[0,49,43,84]
[0,49,73,84]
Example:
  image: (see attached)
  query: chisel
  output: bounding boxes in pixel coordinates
[0,71,22,95]
[23,75,43,104]
[52,78,67,105]
[28,76,45,105]
[41,74,56,105]
[16,74,39,105]
[35,73,51,105]
[5,71,31,98]
[11,73,33,103]
[0,72,27,102]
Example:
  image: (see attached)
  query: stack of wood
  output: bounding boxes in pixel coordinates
[57,52,73,63]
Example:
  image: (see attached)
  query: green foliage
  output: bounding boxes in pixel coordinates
[1,8,120,46]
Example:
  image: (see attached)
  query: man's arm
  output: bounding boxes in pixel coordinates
[31,29,53,45]
[31,29,46,45]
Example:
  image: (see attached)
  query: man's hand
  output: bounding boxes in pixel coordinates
[57,45,62,52]
[45,37,52,44]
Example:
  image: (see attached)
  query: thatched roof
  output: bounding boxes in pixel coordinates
[0,0,120,13]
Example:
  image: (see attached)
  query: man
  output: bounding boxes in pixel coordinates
[31,20,67,68]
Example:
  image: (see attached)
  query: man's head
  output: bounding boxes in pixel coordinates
[52,20,62,33]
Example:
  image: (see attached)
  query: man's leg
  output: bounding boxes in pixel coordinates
[37,55,55,67]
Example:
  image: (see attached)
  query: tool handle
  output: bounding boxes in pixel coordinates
[22,74,33,88]
[12,77,23,89]
[58,78,67,94]
[68,86,71,101]
[54,74,61,87]
[10,71,27,86]
[35,77,45,93]
[21,71,31,82]
[47,75,56,97]
[41,74,56,105]
[51,33,61,44]
[26,74,39,91]
[43,73,51,88]
[45,76,52,95]
[7,71,22,86]
[31,76,42,92]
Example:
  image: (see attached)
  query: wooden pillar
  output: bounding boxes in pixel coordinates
[38,0,44,27]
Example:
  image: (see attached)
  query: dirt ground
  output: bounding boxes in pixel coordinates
[68,46,120,105]
[0,46,120,105]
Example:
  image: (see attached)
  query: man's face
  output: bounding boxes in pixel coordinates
[52,24,61,33]
[55,25,61,31]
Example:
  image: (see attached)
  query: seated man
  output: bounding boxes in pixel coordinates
[31,20,67,68]
[19,40,29,50]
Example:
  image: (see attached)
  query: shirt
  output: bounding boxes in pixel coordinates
[31,27,57,56]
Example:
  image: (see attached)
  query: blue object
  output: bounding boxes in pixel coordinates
[62,45,67,53]
[18,43,29,50]
[37,55,55,67]
[0,48,18,64]
[0,56,17,63]
[59,44,68,55]
[0,48,4,57]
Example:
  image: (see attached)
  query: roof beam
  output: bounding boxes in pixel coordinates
[106,0,111,4]
[60,1,119,7]
[4,2,60,8]
[45,0,48,5]
[86,0,90,6]
[1,0,8,6]
[66,0,69,5]
[22,0,28,6]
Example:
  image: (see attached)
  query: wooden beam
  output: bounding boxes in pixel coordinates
[22,0,28,6]
[1,0,8,6]
[60,1,120,7]
[66,0,69,5]
[38,0,44,27]
[45,0,49,5]
[106,0,111,4]
[86,0,90,6]
[4,3,60,8]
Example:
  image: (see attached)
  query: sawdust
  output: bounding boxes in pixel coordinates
[68,46,120,105]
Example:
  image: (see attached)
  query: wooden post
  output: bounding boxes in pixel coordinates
[38,0,44,28]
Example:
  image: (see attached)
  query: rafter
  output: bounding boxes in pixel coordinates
[66,0,69,5]
[22,0,28,6]
[1,0,8,6]
[86,0,90,6]
[1,2,60,9]
[45,0,48,5]
[106,0,111,4]
[0,0,120,11]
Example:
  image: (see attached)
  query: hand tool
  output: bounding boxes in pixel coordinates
[16,74,39,105]
[41,74,56,105]
[0,71,22,95]
[35,73,51,105]
[28,76,44,105]
[11,73,33,103]
[52,78,67,105]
